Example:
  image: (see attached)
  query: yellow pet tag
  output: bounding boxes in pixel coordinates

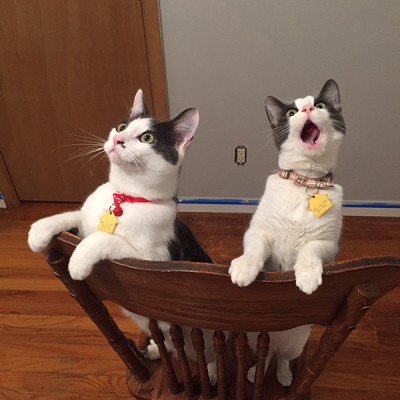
[97,211,119,233]
[309,193,332,218]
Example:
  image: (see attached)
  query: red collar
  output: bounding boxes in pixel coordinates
[113,192,151,204]
[111,193,151,216]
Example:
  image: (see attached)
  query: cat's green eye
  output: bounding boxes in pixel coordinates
[315,102,327,109]
[116,123,127,132]
[139,132,154,144]
[286,109,298,118]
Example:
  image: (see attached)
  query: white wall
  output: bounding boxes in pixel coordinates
[159,1,400,208]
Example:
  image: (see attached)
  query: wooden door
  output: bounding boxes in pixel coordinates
[0,0,168,203]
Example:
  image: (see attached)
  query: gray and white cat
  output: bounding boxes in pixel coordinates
[229,80,345,385]
[28,89,217,380]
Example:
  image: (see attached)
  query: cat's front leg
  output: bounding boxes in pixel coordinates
[28,211,82,253]
[229,226,272,287]
[68,231,135,280]
[294,240,338,294]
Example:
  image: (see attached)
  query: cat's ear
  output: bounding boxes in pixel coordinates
[318,79,341,112]
[130,89,149,118]
[265,96,286,129]
[172,108,199,148]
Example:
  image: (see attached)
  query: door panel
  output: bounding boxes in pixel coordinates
[0,0,166,202]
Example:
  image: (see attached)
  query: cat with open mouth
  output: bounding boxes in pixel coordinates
[229,79,346,386]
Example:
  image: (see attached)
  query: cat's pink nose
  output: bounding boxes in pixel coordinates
[302,105,315,115]
[113,134,123,147]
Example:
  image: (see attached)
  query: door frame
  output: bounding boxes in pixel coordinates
[0,151,20,207]
[142,0,169,120]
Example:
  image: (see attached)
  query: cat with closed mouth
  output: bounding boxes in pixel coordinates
[229,79,346,386]
[28,89,218,382]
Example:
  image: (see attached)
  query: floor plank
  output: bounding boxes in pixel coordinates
[0,202,399,399]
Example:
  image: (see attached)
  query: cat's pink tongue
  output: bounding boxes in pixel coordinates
[301,121,320,146]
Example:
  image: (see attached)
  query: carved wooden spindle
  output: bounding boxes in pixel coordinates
[170,324,196,397]
[213,330,227,400]
[234,332,248,400]
[252,332,270,400]
[148,319,180,394]
[288,282,380,400]
[191,328,212,398]
[46,249,149,383]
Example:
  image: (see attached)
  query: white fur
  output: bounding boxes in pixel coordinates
[231,175,343,290]
[229,87,345,385]
[247,325,312,386]
[28,90,217,383]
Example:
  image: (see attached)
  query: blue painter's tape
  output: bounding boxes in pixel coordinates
[177,198,400,209]
[177,198,259,205]
[343,202,400,209]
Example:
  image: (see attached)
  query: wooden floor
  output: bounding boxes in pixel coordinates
[0,202,399,399]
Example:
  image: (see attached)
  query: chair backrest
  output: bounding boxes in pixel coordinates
[47,231,400,400]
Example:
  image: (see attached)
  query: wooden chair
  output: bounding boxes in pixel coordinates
[45,231,400,400]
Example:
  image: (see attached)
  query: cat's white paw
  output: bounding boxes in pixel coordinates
[295,260,323,295]
[207,361,217,386]
[28,219,56,253]
[145,339,161,360]
[68,251,94,280]
[247,365,256,383]
[229,255,262,287]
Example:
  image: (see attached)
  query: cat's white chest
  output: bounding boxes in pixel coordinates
[79,183,176,260]
[260,175,343,270]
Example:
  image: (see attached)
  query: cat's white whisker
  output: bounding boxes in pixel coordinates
[73,127,106,141]
[121,95,133,117]
[54,127,107,167]
[79,150,106,170]
[57,153,99,168]
[57,145,105,167]
[153,111,170,122]
[52,145,104,156]
[71,139,102,148]
[132,158,143,174]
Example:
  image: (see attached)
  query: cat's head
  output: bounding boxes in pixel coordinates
[265,79,345,176]
[104,89,199,174]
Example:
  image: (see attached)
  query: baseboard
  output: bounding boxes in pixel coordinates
[177,198,400,217]
[0,193,6,208]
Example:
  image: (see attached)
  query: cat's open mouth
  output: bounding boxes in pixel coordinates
[301,120,320,149]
